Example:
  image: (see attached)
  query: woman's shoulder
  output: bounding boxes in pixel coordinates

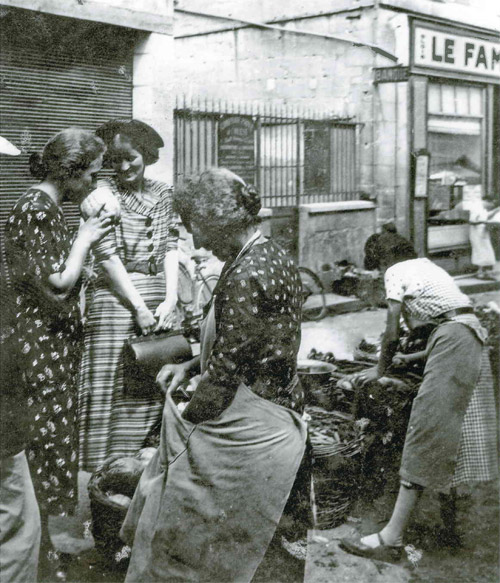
[10,188,56,217]
[236,239,298,282]
[387,257,428,274]
[146,178,174,198]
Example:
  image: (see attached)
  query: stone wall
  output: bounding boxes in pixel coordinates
[3,0,173,33]
[134,32,175,184]
[298,202,376,271]
[174,7,412,236]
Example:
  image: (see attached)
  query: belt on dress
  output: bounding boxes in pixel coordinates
[124,259,163,276]
[436,307,474,320]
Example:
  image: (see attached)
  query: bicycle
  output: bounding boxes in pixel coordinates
[178,255,220,320]
[298,266,328,321]
[178,258,327,323]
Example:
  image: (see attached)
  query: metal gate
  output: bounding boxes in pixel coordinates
[175,97,361,209]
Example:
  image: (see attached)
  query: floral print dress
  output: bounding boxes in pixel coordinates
[4,189,82,515]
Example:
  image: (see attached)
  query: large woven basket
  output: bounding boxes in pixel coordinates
[87,460,131,569]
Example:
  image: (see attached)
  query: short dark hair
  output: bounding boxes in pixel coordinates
[96,119,164,166]
[173,168,261,234]
[364,223,417,270]
[29,127,105,181]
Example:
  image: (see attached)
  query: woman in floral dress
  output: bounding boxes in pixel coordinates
[4,128,112,573]
[78,120,180,472]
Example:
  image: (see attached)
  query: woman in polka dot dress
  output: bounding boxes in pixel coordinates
[4,128,112,570]
[340,224,498,562]
[121,168,310,582]
[163,167,305,419]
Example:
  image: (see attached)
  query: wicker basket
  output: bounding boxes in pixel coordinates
[87,459,132,569]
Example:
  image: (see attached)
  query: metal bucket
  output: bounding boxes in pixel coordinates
[298,359,336,408]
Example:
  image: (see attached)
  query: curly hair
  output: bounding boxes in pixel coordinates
[364,223,417,270]
[96,119,164,167]
[29,128,105,182]
[174,168,261,234]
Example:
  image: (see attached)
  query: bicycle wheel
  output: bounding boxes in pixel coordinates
[196,274,219,314]
[178,263,194,306]
[299,266,328,321]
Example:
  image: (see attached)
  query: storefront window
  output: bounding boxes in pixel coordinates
[427,83,484,228]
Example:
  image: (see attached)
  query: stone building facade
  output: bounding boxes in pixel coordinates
[174,0,500,271]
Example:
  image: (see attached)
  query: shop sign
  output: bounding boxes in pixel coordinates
[373,66,410,83]
[414,26,500,78]
[218,116,255,186]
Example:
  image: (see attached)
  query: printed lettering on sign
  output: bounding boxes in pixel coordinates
[414,27,500,79]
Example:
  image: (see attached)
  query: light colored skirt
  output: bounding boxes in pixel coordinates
[78,273,165,473]
[400,321,498,491]
[470,224,496,267]
[0,451,41,583]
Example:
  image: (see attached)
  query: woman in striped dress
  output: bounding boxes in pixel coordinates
[340,225,498,562]
[78,120,180,472]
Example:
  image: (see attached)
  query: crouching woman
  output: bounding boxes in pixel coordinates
[120,168,309,582]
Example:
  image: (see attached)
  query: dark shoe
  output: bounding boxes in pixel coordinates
[435,527,464,549]
[339,532,403,564]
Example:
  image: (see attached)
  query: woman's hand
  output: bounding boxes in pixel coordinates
[134,305,157,335]
[156,362,189,395]
[77,209,114,247]
[392,353,408,367]
[186,374,201,394]
[351,366,379,387]
[155,296,178,331]
[47,209,113,295]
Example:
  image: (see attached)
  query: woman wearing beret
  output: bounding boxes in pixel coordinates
[78,120,180,472]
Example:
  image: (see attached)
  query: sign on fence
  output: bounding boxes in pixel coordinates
[218,116,255,186]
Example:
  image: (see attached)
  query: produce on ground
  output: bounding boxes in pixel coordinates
[306,303,498,530]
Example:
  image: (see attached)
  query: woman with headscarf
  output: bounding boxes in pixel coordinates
[120,168,309,582]
[340,224,498,562]
[3,128,112,578]
[78,120,180,472]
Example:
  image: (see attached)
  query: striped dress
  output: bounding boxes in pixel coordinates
[78,177,179,473]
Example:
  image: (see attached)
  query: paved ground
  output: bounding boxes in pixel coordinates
[300,289,500,361]
[48,290,499,582]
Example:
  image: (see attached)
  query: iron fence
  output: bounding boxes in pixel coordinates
[174,97,361,208]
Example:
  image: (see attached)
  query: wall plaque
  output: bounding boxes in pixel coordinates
[218,116,255,186]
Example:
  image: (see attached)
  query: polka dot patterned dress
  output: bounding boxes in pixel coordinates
[207,238,305,414]
[4,189,82,515]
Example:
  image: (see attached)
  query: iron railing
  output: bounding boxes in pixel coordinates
[174,97,361,208]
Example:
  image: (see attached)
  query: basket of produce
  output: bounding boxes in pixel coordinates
[88,447,156,567]
[305,347,422,523]
[307,405,367,529]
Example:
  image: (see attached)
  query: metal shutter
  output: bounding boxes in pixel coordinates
[0,10,135,262]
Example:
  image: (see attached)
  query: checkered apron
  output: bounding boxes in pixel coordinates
[451,345,499,487]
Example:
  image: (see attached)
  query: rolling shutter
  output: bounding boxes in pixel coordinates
[0,9,135,280]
